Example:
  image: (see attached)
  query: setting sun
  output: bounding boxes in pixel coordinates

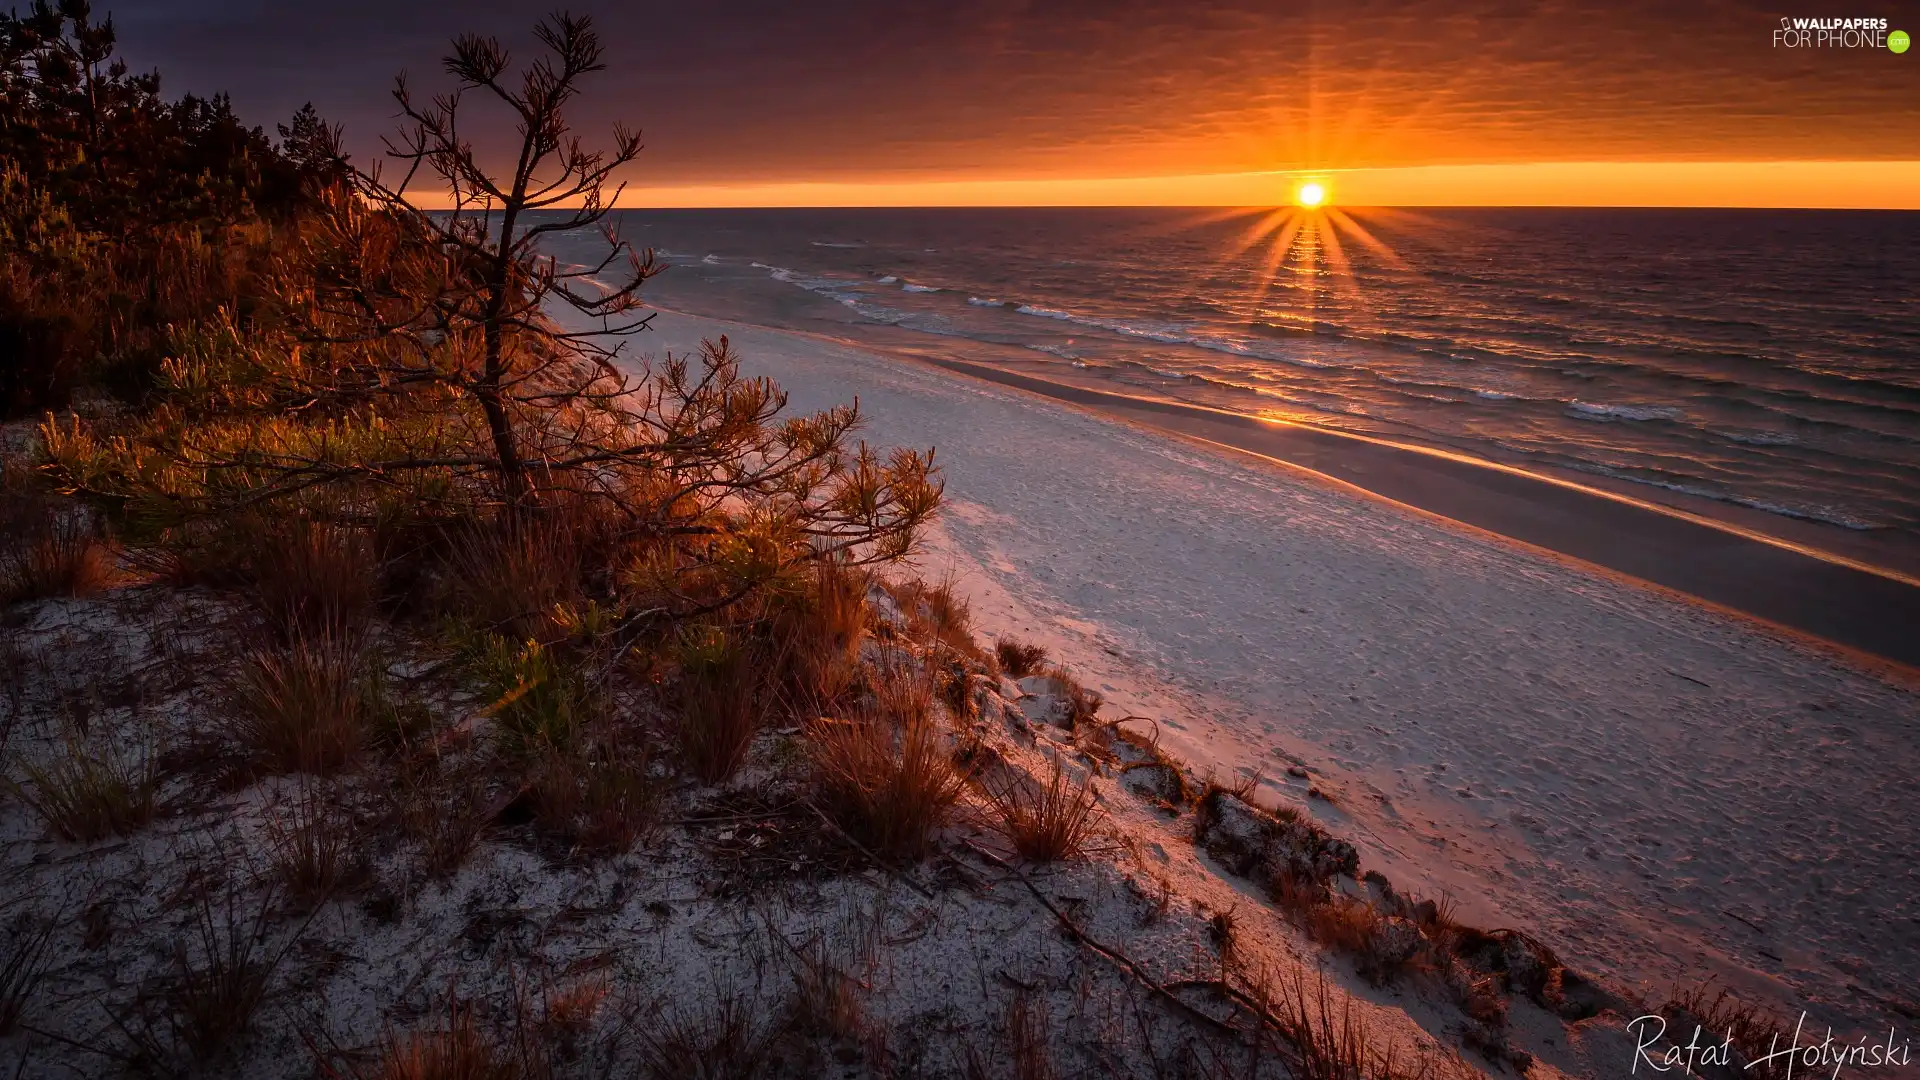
[1296,181,1327,208]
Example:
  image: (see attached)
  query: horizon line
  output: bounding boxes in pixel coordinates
[412,160,1920,211]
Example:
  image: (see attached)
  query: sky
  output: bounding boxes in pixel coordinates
[115,0,1920,207]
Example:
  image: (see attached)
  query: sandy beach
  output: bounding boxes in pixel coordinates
[635,306,1920,1035]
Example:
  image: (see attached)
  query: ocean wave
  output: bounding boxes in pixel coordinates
[1717,429,1799,446]
[968,297,1005,307]
[1114,359,1188,380]
[701,254,719,264]
[1008,301,1350,370]
[1565,400,1684,423]
[1023,343,1080,360]
[1570,465,1879,530]
[1731,497,1877,530]
[811,241,864,248]
[875,275,899,284]
[902,283,940,293]
[1476,390,1519,401]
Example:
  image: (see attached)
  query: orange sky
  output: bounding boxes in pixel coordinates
[133,1,1920,208]
[611,162,1920,210]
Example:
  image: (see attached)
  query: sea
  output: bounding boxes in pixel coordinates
[552,208,1920,566]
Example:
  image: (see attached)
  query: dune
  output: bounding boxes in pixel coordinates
[634,307,1920,1038]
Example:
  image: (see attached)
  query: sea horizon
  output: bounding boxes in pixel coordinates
[551,206,1920,579]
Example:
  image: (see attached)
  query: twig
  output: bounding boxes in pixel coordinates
[982,854,1235,1036]
[800,800,936,900]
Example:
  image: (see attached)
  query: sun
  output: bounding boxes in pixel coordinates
[1295,182,1327,209]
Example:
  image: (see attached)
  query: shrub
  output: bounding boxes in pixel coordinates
[808,669,966,861]
[994,637,1048,680]
[223,633,370,776]
[981,756,1102,863]
[471,636,596,758]
[673,628,767,784]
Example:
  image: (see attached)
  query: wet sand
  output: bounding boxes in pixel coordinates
[894,348,1920,674]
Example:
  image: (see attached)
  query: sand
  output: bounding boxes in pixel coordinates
[634,307,1920,1037]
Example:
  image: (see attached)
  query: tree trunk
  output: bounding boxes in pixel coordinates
[479,316,529,512]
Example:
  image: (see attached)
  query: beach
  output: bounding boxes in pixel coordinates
[634,306,1920,1035]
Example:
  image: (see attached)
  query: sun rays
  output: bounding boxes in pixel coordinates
[1190,194,1424,325]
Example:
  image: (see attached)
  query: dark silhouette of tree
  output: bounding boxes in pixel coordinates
[326,12,656,507]
[0,0,328,230]
[39,13,942,625]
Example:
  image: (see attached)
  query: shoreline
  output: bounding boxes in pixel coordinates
[629,306,1920,1036]
[905,351,1920,676]
[643,299,1920,675]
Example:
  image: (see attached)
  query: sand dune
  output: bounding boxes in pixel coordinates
[635,308,1920,1037]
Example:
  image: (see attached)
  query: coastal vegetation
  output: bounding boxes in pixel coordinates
[0,7,1793,1079]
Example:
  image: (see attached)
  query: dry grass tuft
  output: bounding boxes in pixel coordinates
[244,517,379,643]
[540,975,609,1037]
[442,521,582,644]
[338,991,531,1080]
[395,763,493,879]
[11,726,159,842]
[772,557,869,715]
[673,628,767,784]
[0,909,56,1035]
[892,576,980,658]
[223,633,370,776]
[1044,665,1104,729]
[529,743,659,857]
[782,906,880,1050]
[980,756,1102,863]
[808,669,967,861]
[263,783,370,912]
[1660,983,1793,1079]
[122,883,294,1068]
[0,464,114,604]
[1270,971,1437,1080]
[994,637,1048,680]
[638,982,778,1080]
[1006,989,1056,1080]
